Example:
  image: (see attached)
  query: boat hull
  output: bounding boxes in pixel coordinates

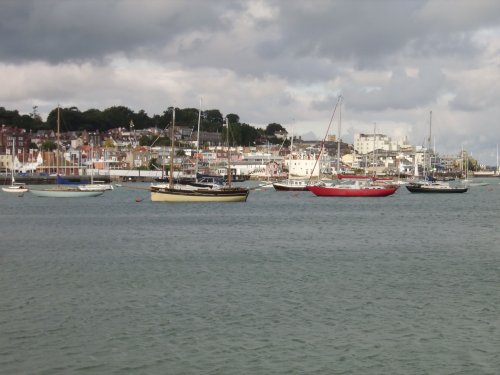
[405,185,468,193]
[2,186,29,193]
[272,181,309,191]
[307,185,398,197]
[150,187,249,202]
[29,188,104,198]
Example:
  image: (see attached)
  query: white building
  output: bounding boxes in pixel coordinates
[286,152,331,178]
[354,133,410,154]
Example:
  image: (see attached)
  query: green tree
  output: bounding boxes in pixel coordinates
[265,122,285,136]
[102,106,135,131]
[148,158,160,170]
[103,138,115,148]
[139,135,153,146]
[40,140,57,151]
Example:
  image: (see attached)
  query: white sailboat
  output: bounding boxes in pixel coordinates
[77,145,114,191]
[406,111,468,193]
[272,129,310,191]
[2,140,29,194]
[30,106,105,198]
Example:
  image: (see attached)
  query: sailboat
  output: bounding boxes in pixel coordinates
[272,130,311,191]
[308,179,398,197]
[77,145,114,191]
[2,140,29,194]
[150,108,249,202]
[29,106,105,198]
[406,111,468,194]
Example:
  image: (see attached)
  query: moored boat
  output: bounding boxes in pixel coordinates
[150,108,249,203]
[27,106,105,199]
[405,181,468,193]
[2,139,29,194]
[272,179,311,191]
[29,187,104,198]
[150,184,249,202]
[2,183,29,194]
[307,180,398,197]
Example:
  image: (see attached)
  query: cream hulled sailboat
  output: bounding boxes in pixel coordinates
[150,108,249,202]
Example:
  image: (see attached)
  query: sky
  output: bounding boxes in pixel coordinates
[1,0,500,166]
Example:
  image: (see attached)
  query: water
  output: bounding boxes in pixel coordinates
[1,182,499,374]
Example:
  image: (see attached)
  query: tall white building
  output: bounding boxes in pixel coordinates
[353,133,409,154]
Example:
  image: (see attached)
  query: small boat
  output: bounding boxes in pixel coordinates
[29,187,104,198]
[2,141,29,194]
[2,183,29,194]
[307,180,398,197]
[273,129,316,192]
[272,179,311,191]
[406,181,468,193]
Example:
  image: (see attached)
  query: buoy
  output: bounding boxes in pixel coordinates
[135,197,143,202]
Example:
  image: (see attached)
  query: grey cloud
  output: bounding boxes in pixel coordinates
[0,0,239,63]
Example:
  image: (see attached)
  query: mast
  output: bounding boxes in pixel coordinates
[428,110,432,152]
[497,143,499,174]
[169,108,175,189]
[428,110,432,176]
[56,106,60,176]
[226,117,232,187]
[372,123,376,176]
[289,127,294,180]
[195,98,202,180]
[336,97,342,174]
[11,138,15,184]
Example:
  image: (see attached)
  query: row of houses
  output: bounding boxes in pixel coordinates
[1,124,468,179]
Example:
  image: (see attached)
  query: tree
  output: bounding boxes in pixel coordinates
[226,113,240,124]
[40,140,57,151]
[148,157,160,170]
[102,106,135,131]
[265,123,285,136]
[103,138,115,148]
[139,135,153,146]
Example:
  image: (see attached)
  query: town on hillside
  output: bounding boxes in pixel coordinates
[3,121,498,183]
[1,103,498,182]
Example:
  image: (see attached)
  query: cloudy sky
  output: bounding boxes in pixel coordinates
[2,0,500,165]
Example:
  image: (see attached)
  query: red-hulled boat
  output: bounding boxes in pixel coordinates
[307,180,398,197]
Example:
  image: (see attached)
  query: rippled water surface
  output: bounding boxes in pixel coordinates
[1,182,499,374]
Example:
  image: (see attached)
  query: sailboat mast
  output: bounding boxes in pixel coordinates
[11,138,15,184]
[196,98,201,180]
[56,106,60,176]
[226,117,232,187]
[428,110,432,176]
[169,108,175,189]
[289,127,294,180]
[337,98,342,174]
[496,143,499,174]
[372,123,376,176]
[428,110,432,151]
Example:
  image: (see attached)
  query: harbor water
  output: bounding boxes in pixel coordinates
[1,182,499,374]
